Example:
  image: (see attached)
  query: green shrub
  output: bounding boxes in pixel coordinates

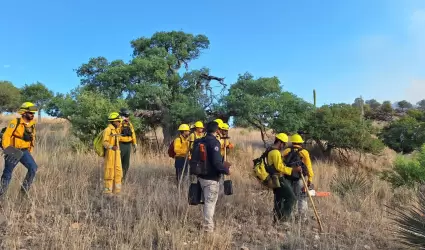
[381,144,425,189]
[379,116,425,154]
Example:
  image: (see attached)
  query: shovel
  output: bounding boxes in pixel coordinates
[1,146,23,165]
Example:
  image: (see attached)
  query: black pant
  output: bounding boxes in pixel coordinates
[273,178,296,223]
[120,142,131,181]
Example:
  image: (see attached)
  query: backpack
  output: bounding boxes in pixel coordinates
[93,130,106,157]
[188,137,208,175]
[0,118,30,150]
[121,123,133,137]
[168,137,182,158]
[283,147,308,181]
[252,148,281,189]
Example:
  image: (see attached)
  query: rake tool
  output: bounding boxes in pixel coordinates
[1,146,24,165]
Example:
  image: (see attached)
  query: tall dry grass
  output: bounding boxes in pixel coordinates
[0,118,414,249]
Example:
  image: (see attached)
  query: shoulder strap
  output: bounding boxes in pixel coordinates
[12,118,20,136]
[261,147,275,165]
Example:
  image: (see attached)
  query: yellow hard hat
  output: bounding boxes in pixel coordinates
[290,134,304,143]
[178,124,190,131]
[18,102,38,114]
[219,123,229,130]
[214,118,223,125]
[275,133,289,143]
[194,121,204,128]
[108,112,122,122]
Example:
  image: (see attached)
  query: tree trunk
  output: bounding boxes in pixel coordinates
[162,122,174,146]
[38,109,42,123]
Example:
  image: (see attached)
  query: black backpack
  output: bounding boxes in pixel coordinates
[283,147,308,181]
[121,123,133,137]
[188,137,209,176]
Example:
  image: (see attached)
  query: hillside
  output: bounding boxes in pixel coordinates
[0,119,413,250]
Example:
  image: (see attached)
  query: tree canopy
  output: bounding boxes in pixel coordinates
[2,30,425,158]
[20,81,54,122]
[0,81,21,113]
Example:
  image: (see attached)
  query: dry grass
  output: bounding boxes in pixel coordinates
[0,118,414,249]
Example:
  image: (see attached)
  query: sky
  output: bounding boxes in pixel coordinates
[1,0,424,107]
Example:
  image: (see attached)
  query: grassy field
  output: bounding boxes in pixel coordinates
[0,116,415,249]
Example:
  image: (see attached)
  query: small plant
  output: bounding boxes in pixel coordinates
[381,144,425,189]
[388,190,425,249]
[330,167,371,198]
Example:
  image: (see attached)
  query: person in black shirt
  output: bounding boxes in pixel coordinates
[197,121,231,232]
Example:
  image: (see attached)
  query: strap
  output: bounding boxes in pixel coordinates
[261,147,275,166]
[12,118,21,147]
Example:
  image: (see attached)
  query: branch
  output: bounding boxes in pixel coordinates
[200,73,225,85]
[134,109,163,118]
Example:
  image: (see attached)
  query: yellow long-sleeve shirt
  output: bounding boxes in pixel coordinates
[267,149,293,176]
[173,135,190,158]
[282,145,314,182]
[102,124,121,149]
[2,117,36,152]
[189,132,205,142]
[220,138,234,156]
[118,121,137,144]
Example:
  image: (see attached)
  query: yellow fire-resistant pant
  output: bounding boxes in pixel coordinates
[103,148,123,194]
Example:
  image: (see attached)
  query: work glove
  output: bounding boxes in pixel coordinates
[111,146,118,151]
[133,144,137,153]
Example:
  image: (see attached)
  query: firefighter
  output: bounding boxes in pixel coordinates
[173,124,191,182]
[283,133,314,222]
[102,112,123,195]
[0,102,38,197]
[118,108,137,182]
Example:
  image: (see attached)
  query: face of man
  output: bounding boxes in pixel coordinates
[182,130,190,137]
[23,112,35,121]
[196,127,203,133]
[113,120,121,128]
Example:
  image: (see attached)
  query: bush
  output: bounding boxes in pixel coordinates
[379,116,425,154]
[381,144,425,189]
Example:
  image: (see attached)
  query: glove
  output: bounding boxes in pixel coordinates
[132,144,137,153]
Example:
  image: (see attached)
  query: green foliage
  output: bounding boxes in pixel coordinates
[46,87,127,143]
[20,81,54,121]
[0,81,21,113]
[365,99,381,110]
[223,72,314,145]
[73,31,218,142]
[271,92,315,133]
[417,99,425,111]
[306,103,385,156]
[407,109,425,122]
[397,100,413,112]
[381,144,425,189]
[379,116,425,154]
